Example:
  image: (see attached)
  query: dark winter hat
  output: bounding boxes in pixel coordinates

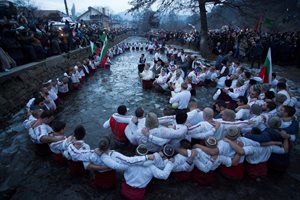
[205,136,217,148]
[225,126,240,141]
[163,144,175,158]
[136,144,148,156]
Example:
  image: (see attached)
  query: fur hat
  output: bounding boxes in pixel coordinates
[225,126,240,141]
[163,144,175,158]
[136,144,148,156]
[205,136,217,148]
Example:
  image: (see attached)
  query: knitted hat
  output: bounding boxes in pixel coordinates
[145,112,159,129]
[205,136,217,148]
[163,144,174,158]
[225,126,240,141]
[250,104,263,115]
[136,144,148,156]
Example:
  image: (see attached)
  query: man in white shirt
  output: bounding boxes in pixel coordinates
[121,145,175,200]
[154,49,162,63]
[144,112,188,148]
[277,82,292,106]
[169,83,191,110]
[153,68,168,91]
[193,137,235,173]
[223,132,289,178]
[194,126,244,179]
[235,96,250,120]
[227,79,247,100]
[186,101,204,125]
[140,63,154,81]
[28,111,62,146]
[168,69,184,92]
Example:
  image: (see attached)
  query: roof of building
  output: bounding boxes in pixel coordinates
[34,10,66,18]
[77,6,109,20]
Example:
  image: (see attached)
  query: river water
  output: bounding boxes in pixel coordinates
[1,36,300,200]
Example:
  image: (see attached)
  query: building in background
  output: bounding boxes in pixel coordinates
[34,10,67,22]
[77,6,110,29]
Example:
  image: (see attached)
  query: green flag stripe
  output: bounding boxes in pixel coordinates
[264,57,271,74]
[100,36,108,61]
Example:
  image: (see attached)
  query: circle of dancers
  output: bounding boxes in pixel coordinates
[23,39,299,200]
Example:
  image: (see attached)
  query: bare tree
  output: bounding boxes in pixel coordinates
[13,0,37,10]
[127,0,229,55]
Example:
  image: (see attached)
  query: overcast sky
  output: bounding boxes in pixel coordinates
[32,0,132,14]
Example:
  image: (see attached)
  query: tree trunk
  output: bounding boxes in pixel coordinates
[198,0,210,57]
[64,0,69,16]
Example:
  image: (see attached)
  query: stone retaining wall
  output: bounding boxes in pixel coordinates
[0,34,130,118]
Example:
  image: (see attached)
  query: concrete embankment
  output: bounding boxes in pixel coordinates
[0,34,130,120]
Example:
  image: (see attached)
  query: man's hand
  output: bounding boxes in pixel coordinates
[142,127,150,137]
[159,151,164,157]
[237,141,244,147]
[147,154,154,160]
[213,121,221,129]
[248,120,255,125]
[191,149,198,158]
[67,136,75,142]
[131,116,138,124]
[185,123,192,128]
[169,157,175,163]
[94,148,101,155]
[56,135,65,140]
[235,106,242,112]
[223,138,231,143]
[221,88,228,94]
[279,130,290,139]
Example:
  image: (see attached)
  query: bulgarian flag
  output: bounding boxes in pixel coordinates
[258,48,272,83]
[90,41,96,54]
[90,41,101,55]
[253,15,263,33]
[99,34,108,68]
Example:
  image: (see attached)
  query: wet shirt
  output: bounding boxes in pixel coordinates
[194,148,232,172]
[48,136,70,154]
[187,121,215,140]
[29,123,53,144]
[124,159,174,188]
[63,140,91,161]
[169,90,191,109]
[243,145,285,164]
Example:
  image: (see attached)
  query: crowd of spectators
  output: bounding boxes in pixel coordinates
[0,10,132,72]
[150,28,300,67]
